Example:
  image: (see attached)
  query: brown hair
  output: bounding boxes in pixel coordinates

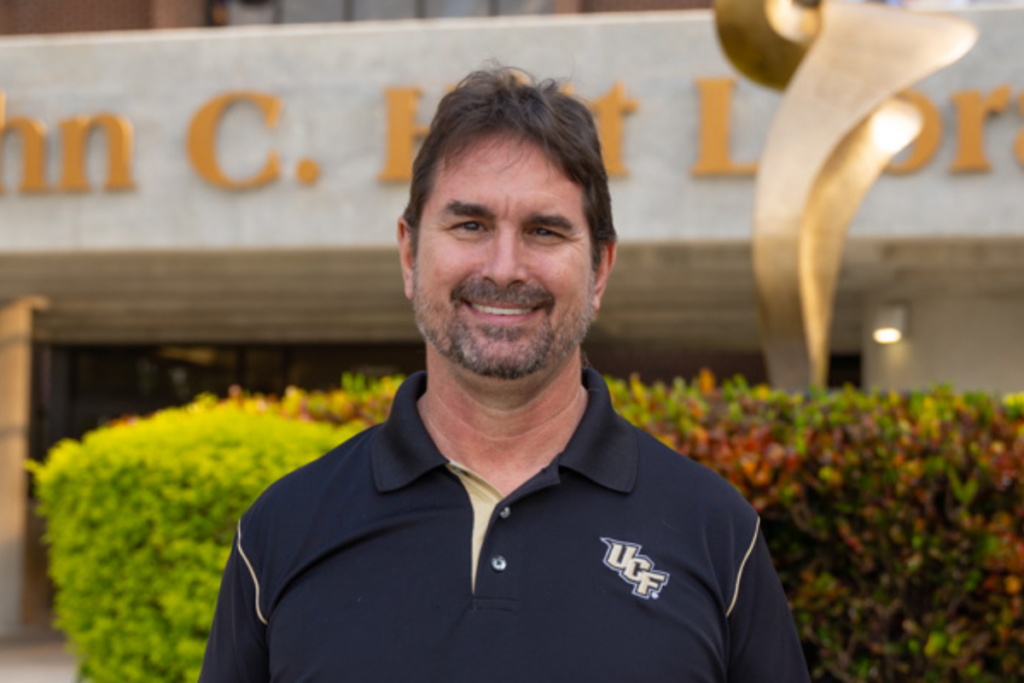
[402,66,615,269]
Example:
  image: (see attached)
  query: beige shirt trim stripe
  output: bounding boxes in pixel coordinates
[726,516,761,619]
[237,519,269,626]
[447,462,504,592]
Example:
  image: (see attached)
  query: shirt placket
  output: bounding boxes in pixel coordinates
[448,462,560,610]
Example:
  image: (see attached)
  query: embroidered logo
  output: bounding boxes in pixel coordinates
[601,537,670,600]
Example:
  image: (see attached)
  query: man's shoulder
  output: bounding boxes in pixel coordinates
[628,422,758,527]
[599,418,764,607]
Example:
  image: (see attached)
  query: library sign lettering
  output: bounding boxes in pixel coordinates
[0,79,1020,195]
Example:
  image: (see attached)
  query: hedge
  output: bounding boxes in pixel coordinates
[30,395,371,683]
[608,374,1024,682]
[32,373,1024,683]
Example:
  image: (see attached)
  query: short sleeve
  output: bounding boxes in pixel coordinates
[727,528,811,683]
[199,523,270,683]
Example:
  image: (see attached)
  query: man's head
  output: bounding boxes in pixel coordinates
[398,66,616,383]
[402,66,615,270]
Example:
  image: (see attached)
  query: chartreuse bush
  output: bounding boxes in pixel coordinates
[32,399,365,683]
[34,373,1024,683]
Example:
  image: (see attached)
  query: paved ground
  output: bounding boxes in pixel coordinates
[0,629,78,683]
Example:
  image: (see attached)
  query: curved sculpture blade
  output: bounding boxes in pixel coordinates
[717,0,976,389]
[714,0,814,90]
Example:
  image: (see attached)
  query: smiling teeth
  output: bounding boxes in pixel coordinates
[471,303,532,316]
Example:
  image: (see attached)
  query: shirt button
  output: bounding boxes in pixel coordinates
[491,555,507,572]
[498,506,511,519]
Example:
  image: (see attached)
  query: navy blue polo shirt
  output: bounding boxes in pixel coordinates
[200,369,810,682]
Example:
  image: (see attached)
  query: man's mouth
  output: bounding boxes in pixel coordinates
[451,279,554,317]
[469,303,534,316]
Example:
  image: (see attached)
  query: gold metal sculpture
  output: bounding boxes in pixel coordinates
[714,0,977,389]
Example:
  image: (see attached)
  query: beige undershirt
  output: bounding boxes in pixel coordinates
[446,462,504,592]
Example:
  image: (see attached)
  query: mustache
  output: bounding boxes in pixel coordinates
[451,278,554,309]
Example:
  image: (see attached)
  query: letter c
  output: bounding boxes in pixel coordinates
[187,91,281,189]
[622,557,652,583]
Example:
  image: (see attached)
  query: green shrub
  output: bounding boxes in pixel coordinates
[606,373,1024,683]
[33,372,1024,683]
[32,402,360,683]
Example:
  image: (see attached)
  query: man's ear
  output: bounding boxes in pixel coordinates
[592,242,616,312]
[397,217,416,301]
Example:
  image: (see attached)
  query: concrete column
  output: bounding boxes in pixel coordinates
[0,297,46,637]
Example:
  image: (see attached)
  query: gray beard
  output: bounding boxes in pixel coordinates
[413,275,594,381]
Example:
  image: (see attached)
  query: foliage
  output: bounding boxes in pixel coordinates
[32,371,1024,683]
[31,401,363,683]
[606,372,1024,683]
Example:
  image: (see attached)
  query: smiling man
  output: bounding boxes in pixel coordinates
[200,67,810,682]
[405,139,600,383]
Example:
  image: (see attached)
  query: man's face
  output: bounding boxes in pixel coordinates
[398,136,614,381]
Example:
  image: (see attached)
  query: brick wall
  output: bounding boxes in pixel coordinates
[555,0,711,10]
[0,0,207,35]
[0,0,707,35]
[580,0,712,10]
[152,0,208,29]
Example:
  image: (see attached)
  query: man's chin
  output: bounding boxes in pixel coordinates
[453,353,544,382]
[437,338,541,379]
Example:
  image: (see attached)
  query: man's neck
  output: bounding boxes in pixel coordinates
[416,351,589,497]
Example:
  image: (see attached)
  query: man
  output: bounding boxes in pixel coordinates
[200,67,810,682]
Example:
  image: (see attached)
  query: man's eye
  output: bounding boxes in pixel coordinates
[531,227,560,239]
[456,221,482,232]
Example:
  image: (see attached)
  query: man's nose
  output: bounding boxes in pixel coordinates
[481,226,528,287]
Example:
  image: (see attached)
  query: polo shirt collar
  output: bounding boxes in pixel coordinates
[372,372,446,493]
[372,368,638,494]
[557,367,638,493]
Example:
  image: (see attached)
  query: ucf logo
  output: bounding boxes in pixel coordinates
[601,538,670,600]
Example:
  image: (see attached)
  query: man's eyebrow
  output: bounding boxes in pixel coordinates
[527,213,577,232]
[443,201,495,220]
